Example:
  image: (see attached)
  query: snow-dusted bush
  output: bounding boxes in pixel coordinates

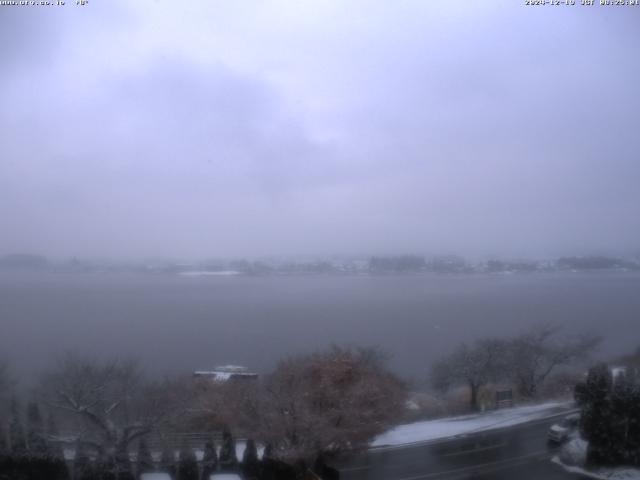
[177,442,198,480]
[559,437,587,467]
[201,439,219,480]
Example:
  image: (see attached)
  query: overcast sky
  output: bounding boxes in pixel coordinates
[1,1,639,260]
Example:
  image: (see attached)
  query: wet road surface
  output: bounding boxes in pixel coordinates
[335,412,585,480]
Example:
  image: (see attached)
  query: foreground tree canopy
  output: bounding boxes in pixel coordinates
[21,346,406,470]
[256,346,407,462]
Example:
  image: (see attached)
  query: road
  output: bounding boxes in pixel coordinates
[334,412,585,480]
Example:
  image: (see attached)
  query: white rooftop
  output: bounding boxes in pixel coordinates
[193,365,258,381]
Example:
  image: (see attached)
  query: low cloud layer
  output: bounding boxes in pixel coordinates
[1,1,639,259]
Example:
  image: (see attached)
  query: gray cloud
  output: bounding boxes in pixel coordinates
[1,0,639,259]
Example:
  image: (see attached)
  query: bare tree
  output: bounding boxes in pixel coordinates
[0,360,14,418]
[9,397,27,454]
[254,345,407,463]
[40,353,179,462]
[0,360,12,398]
[507,324,601,399]
[0,360,11,455]
[430,338,508,411]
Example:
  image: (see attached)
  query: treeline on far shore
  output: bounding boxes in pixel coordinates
[1,253,639,276]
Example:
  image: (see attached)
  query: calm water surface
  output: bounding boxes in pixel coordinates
[1,271,639,382]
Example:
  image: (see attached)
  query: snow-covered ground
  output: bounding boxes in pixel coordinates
[553,457,640,480]
[142,475,241,480]
[371,401,574,447]
[552,438,640,480]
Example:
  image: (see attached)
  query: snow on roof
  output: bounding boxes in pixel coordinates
[193,365,258,381]
[611,366,627,379]
[214,365,249,372]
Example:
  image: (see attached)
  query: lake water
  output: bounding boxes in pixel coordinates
[1,271,639,383]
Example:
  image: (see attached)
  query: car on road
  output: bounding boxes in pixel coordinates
[548,413,580,443]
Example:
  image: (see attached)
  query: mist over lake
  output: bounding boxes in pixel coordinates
[1,271,638,384]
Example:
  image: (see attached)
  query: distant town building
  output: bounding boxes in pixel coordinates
[611,365,639,384]
[193,365,258,382]
[612,366,627,381]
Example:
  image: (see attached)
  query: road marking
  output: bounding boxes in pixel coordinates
[391,450,548,480]
[443,455,550,480]
[341,420,556,472]
[440,441,507,457]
